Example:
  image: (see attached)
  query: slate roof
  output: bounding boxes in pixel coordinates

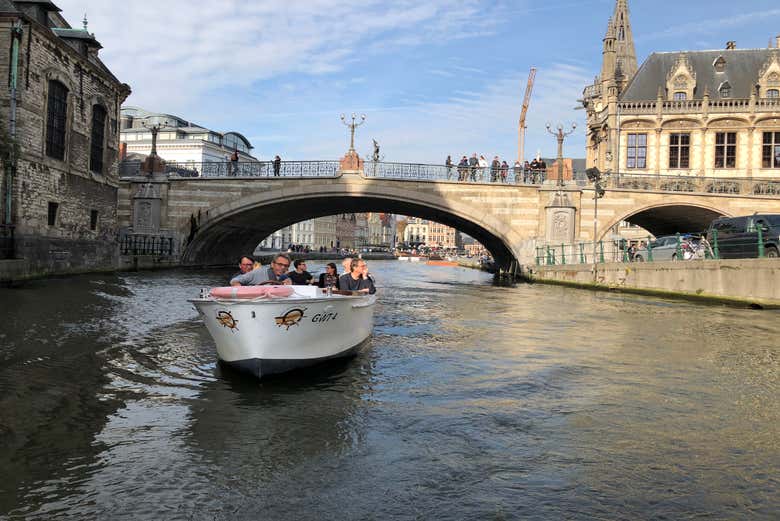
[621,49,779,101]
[0,0,19,13]
[13,0,60,11]
[52,27,102,48]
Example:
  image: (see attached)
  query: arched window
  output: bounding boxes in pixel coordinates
[719,82,732,98]
[90,104,107,173]
[45,80,68,160]
[673,92,687,101]
[767,89,780,98]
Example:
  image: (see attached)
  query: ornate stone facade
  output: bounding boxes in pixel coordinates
[583,0,780,179]
[0,1,130,276]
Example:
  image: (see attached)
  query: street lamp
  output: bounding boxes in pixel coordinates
[586,166,608,264]
[546,122,577,187]
[340,113,366,153]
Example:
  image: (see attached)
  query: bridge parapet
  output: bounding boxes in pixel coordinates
[600,173,780,196]
[120,160,341,179]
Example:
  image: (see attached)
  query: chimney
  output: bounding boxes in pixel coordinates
[726,41,736,50]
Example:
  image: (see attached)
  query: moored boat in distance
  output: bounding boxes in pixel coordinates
[190,286,376,379]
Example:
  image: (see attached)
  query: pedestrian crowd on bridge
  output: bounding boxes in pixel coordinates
[444,154,547,184]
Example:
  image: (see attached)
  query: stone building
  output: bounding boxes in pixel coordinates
[583,0,780,181]
[427,220,460,250]
[0,0,130,277]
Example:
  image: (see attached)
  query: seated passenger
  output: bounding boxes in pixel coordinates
[229,255,260,286]
[338,258,372,294]
[341,256,352,276]
[360,261,377,295]
[287,259,314,285]
[230,253,292,286]
[318,262,340,289]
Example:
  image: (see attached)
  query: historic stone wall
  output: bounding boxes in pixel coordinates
[0,15,129,277]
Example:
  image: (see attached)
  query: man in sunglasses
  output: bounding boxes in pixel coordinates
[230,253,291,286]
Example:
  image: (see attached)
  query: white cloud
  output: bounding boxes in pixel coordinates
[58,0,500,111]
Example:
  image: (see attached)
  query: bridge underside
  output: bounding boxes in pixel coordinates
[624,204,726,237]
[184,196,516,268]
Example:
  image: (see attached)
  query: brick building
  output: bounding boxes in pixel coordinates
[0,0,130,277]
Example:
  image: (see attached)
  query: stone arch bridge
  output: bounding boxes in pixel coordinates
[117,161,780,268]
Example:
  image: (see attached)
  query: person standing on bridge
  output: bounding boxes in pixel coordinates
[273,155,281,176]
[478,155,488,182]
[458,156,468,181]
[445,155,453,180]
[490,156,500,183]
[229,148,239,176]
[469,153,478,182]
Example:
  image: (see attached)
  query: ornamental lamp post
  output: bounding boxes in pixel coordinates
[340,113,366,153]
[585,166,608,265]
[546,122,577,187]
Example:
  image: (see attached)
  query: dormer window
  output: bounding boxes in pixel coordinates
[673,92,687,101]
[719,81,732,98]
[767,89,780,98]
[713,56,726,73]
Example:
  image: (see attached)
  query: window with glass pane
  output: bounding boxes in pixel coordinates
[669,133,690,168]
[714,132,737,168]
[673,92,687,101]
[45,80,68,160]
[767,89,779,98]
[626,133,647,168]
[90,105,107,173]
[762,132,780,168]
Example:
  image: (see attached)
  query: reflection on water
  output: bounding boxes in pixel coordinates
[0,262,778,519]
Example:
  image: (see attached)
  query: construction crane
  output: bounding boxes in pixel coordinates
[518,67,537,164]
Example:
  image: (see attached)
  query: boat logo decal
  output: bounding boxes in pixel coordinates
[216,310,239,331]
[275,307,306,330]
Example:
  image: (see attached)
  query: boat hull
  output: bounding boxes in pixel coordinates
[191,294,376,379]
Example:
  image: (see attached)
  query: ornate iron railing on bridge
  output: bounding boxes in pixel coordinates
[0,224,14,260]
[364,161,546,184]
[593,173,780,197]
[120,160,341,179]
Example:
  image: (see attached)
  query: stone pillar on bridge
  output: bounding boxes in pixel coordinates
[543,188,578,245]
[340,150,364,173]
[132,182,164,233]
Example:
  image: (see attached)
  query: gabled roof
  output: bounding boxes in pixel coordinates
[13,0,60,11]
[0,0,19,14]
[51,27,102,48]
[622,48,779,100]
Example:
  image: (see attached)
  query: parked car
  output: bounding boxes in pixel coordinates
[634,234,707,262]
[706,214,780,258]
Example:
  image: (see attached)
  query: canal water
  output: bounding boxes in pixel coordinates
[0,261,778,520]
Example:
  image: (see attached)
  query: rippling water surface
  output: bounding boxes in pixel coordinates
[0,261,778,520]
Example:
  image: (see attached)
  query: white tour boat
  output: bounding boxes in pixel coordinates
[190,285,376,379]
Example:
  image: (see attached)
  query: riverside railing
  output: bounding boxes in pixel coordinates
[119,160,341,179]
[120,234,174,256]
[536,228,779,267]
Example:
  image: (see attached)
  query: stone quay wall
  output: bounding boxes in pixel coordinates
[527,259,780,308]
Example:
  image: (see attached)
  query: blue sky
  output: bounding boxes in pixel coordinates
[59,0,780,163]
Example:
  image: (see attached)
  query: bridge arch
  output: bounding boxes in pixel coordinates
[182,181,525,268]
[601,201,730,241]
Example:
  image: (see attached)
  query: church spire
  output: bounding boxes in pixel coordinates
[612,0,637,85]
